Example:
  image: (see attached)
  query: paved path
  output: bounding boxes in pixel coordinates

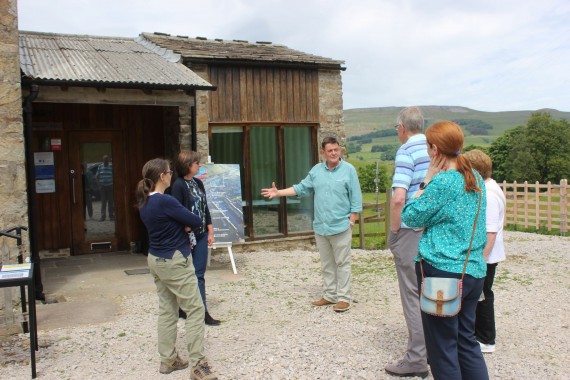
[37,251,242,330]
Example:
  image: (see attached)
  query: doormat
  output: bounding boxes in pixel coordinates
[124,268,150,275]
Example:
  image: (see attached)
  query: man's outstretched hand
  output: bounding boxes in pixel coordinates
[261,182,279,199]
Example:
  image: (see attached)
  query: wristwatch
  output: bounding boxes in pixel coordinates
[419,182,427,190]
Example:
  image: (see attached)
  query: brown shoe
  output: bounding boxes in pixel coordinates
[159,354,189,374]
[333,301,351,312]
[191,358,218,380]
[311,298,334,307]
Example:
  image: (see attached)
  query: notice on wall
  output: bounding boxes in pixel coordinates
[34,152,55,179]
[34,152,56,193]
[36,179,56,193]
[51,138,62,151]
[197,164,245,243]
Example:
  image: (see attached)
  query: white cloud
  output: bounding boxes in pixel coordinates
[17,0,570,111]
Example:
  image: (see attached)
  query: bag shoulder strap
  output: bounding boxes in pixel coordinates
[460,189,482,279]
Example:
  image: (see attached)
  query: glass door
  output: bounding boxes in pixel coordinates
[68,131,125,253]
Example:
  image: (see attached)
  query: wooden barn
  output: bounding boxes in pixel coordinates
[141,32,346,242]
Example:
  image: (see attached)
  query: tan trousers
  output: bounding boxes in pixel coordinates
[314,228,353,303]
[147,251,205,366]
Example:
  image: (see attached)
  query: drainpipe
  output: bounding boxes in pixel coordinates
[22,84,45,301]
[191,105,197,151]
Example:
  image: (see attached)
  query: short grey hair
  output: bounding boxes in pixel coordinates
[397,107,424,133]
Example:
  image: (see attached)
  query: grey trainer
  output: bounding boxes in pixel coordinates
[385,359,429,378]
[191,358,218,380]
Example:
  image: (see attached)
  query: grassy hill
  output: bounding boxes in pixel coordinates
[343,106,570,162]
[345,106,570,141]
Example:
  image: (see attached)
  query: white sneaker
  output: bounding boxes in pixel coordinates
[479,341,496,353]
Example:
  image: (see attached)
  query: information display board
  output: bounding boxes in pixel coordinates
[197,164,244,243]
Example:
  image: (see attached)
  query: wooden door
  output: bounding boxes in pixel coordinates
[67,131,127,254]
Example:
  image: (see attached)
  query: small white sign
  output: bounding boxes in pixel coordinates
[34,151,54,166]
[0,272,27,280]
[36,179,56,193]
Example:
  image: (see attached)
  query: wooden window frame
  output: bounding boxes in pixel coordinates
[209,122,319,240]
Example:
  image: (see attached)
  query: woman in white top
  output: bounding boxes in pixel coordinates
[464,149,506,353]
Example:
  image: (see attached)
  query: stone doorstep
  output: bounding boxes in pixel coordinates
[229,235,316,253]
[39,248,70,259]
[38,236,316,258]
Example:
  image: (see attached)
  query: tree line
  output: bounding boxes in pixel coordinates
[485,112,570,183]
[353,112,570,192]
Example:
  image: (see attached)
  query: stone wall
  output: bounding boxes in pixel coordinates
[177,104,192,152]
[318,69,346,151]
[0,0,29,263]
[193,64,211,159]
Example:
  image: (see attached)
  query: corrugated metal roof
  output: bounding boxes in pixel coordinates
[140,33,345,69]
[19,31,214,90]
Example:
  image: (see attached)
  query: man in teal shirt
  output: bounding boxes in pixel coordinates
[262,136,362,312]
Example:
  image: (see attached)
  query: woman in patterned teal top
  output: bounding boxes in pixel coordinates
[402,169,487,278]
[401,121,489,380]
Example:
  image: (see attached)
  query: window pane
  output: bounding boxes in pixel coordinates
[250,127,280,236]
[284,127,313,232]
[211,127,243,165]
[210,127,248,236]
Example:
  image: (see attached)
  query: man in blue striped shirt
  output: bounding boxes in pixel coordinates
[261,136,362,313]
[385,107,430,378]
[96,155,114,221]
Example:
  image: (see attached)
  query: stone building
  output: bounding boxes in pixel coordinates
[0,0,27,264]
[0,0,347,298]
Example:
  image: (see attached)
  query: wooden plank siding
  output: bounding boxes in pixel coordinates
[30,103,170,253]
[208,66,319,123]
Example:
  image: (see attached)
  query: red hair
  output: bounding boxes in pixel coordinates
[426,121,480,192]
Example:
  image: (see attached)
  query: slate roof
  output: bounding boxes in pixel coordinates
[140,32,345,69]
[19,31,214,90]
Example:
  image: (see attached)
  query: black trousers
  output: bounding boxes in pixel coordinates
[416,261,489,380]
[475,263,498,345]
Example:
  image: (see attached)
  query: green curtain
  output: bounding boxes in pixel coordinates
[284,127,313,232]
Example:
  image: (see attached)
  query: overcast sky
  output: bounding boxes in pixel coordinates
[17,0,570,112]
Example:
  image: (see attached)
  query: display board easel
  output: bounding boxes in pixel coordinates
[199,163,243,275]
[209,242,237,274]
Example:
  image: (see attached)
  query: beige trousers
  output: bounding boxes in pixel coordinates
[314,228,353,303]
[147,251,205,366]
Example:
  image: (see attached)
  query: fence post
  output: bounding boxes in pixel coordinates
[535,181,540,230]
[513,181,518,229]
[547,181,553,230]
[502,180,508,227]
[523,181,529,229]
[385,190,391,249]
[561,179,568,235]
[359,212,365,249]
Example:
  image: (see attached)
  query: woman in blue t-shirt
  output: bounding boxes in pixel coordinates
[136,158,217,379]
[401,121,489,380]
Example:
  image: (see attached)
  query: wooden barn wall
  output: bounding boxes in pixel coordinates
[208,66,320,123]
[30,103,169,251]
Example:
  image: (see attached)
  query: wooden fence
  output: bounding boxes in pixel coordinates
[353,179,569,249]
[500,179,569,234]
[353,192,390,249]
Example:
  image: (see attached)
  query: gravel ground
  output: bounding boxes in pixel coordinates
[1,231,569,379]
